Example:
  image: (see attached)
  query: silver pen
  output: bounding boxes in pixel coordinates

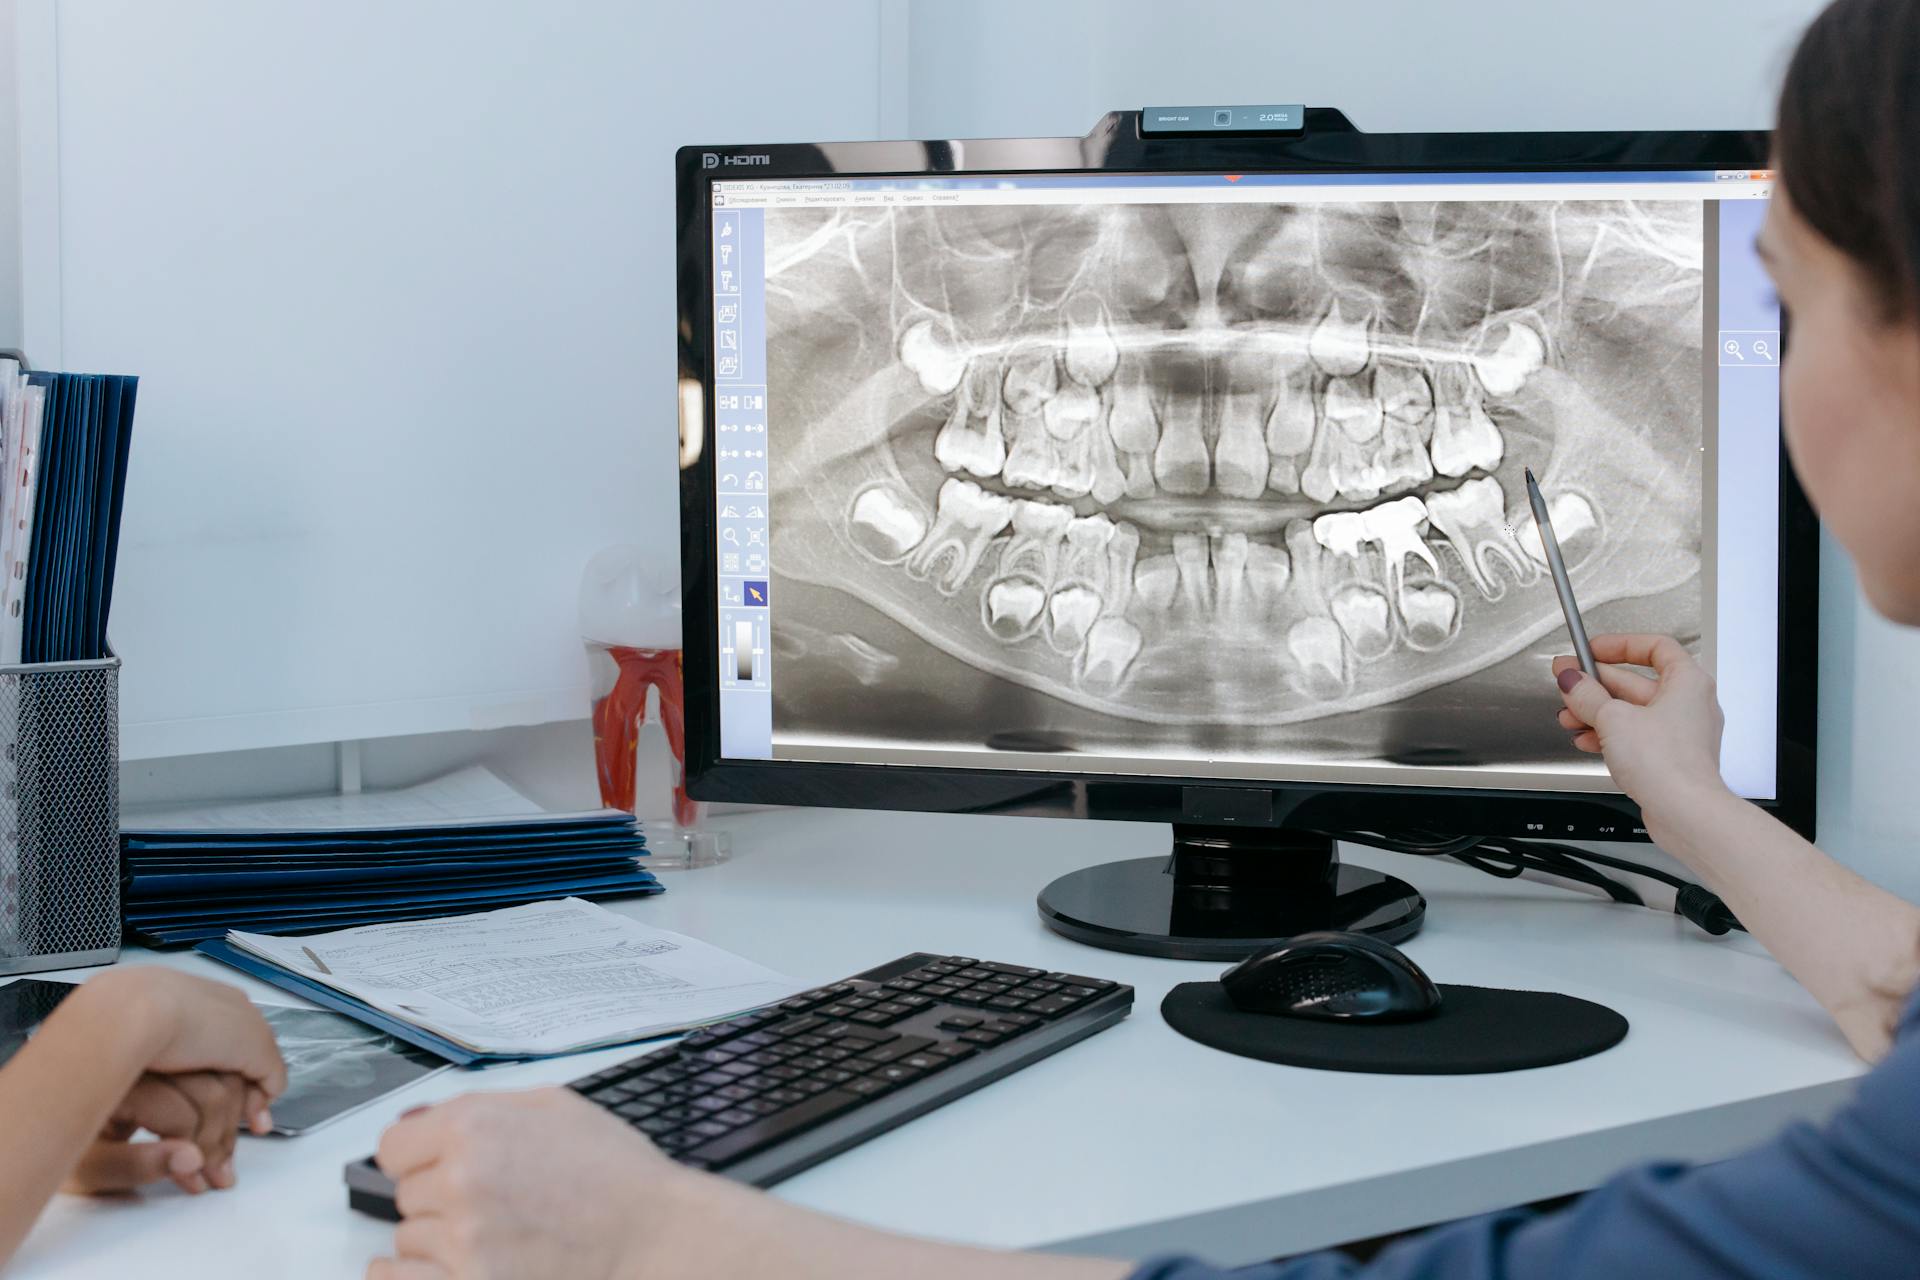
[1524,466,1597,680]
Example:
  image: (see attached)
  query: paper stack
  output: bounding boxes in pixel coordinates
[121,768,661,946]
[197,897,802,1064]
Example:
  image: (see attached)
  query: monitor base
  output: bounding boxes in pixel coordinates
[1037,827,1425,961]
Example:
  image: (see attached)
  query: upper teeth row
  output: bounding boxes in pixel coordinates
[905,297,1543,504]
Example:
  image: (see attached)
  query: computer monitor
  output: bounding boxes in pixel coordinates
[675,109,1817,958]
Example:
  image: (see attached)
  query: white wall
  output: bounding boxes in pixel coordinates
[22,0,892,760]
[0,0,21,353]
[905,0,1822,138]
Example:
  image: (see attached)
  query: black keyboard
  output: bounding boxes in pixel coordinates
[345,951,1132,1217]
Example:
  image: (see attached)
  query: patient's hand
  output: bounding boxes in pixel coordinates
[64,1071,254,1195]
[370,1087,684,1280]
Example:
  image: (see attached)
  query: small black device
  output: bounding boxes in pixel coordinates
[344,951,1132,1218]
[1221,930,1442,1022]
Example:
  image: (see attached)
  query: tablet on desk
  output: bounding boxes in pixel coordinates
[0,977,452,1135]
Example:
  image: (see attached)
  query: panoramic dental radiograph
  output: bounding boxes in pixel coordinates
[762,196,1706,777]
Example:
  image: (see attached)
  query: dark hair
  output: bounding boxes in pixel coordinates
[1776,0,1920,318]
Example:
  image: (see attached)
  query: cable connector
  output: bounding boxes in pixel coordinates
[1675,883,1744,935]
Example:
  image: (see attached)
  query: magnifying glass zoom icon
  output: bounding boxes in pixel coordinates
[1724,339,1744,360]
[722,529,740,546]
[1753,339,1771,359]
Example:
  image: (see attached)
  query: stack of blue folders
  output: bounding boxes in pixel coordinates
[0,363,138,665]
[122,812,660,947]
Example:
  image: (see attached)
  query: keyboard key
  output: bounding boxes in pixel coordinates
[1048,974,1117,991]
[716,1108,757,1126]
[947,990,990,1006]
[688,1120,733,1139]
[899,1053,947,1072]
[945,957,979,967]
[858,1036,934,1064]
[883,978,923,992]
[656,1132,702,1152]
[614,1101,658,1122]
[814,1045,856,1063]
[817,1067,858,1084]
[690,1096,733,1113]
[1024,995,1079,1017]
[717,1062,758,1079]
[937,1014,983,1029]
[817,1004,858,1020]
[996,1013,1043,1028]
[764,1088,806,1106]
[791,1078,831,1096]
[842,995,881,1011]
[957,968,991,981]
[895,994,935,1009]
[588,1086,636,1106]
[986,996,1029,1010]
[659,1105,700,1124]
[788,1056,829,1072]
[682,1089,864,1168]
[868,1064,924,1087]
[958,1029,1004,1046]
[741,1098,783,1117]
[1026,980,1062,994]
[980,1020,1035,1038]
[983,963,1045,979]
[843,1077,891,1098]
[636,1116,678,1136]
[870,1001,912,1017]
[693,1070,733,1088]
[734,1031,778,1049]
[926,1042,976,1062]
[771,1016,827,1038]
[716,1085,759,1103]
[828,1027,898,1047]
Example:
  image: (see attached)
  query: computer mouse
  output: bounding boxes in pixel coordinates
[1220,930,1442,1022]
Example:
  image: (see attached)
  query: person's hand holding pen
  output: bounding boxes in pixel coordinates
[1551,635,1733,846]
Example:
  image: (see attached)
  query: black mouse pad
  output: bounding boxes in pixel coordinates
[1162,981,1628,1075]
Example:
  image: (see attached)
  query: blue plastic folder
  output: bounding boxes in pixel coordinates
[122,807,659,947]
[19,371,138,663]
[196,939,507,1065]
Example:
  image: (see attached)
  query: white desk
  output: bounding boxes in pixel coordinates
[11,806,1866,1278]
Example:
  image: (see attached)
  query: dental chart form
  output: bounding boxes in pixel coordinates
[226,898,805,1057]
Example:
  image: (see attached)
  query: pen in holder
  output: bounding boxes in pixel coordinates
[0,654,121,974]
[580,547,729,869]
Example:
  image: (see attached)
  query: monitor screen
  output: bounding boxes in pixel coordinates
[704,166,1782,803]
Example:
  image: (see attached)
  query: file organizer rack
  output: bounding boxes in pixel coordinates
[0,654,121,974]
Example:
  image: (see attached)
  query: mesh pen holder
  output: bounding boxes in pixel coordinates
[0,654,120,975]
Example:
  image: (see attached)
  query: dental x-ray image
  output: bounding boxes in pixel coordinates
[763,196,1706,775]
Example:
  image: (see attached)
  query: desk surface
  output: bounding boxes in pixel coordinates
[11,806,1866,1277]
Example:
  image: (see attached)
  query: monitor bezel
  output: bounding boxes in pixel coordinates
[674,110,1816,843]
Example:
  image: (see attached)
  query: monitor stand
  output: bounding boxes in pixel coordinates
[1036,827,1425,961]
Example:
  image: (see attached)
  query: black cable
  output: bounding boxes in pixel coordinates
[1332,828,1745,936]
